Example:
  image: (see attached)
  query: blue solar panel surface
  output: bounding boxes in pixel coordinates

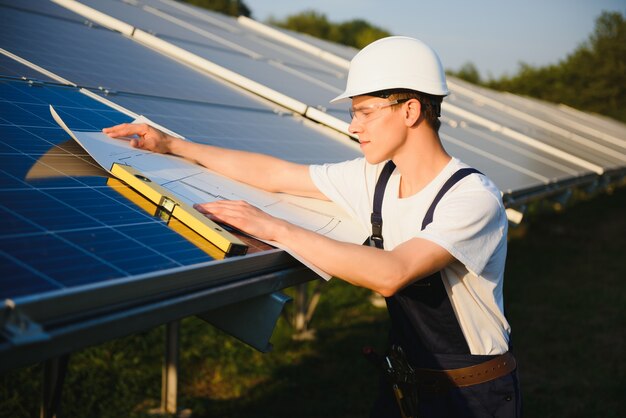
[0,1,265,108]
[76,0,348,111]
[0,2,360,304]
[0,53,57,83]
[0,1,360,165]
[0,79,218,299]
[99,92,359,164]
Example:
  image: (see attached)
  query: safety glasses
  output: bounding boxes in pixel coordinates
[349,98,409,122]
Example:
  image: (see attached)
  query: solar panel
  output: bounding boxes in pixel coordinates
[0,79,220,299]
[0,0,89,23]
[0,1,265,108]
[0,53,57,83]
[73,0,349,112]
[0,2,365,371]
[94,90,359,164]
[450,76,626,145]
[438,123,593,195]
[0,74,315,370]
[0,54,355,304]
[446,78,626,170]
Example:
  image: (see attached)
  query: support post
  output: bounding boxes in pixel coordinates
[41,354,70,418]
[292,280,325,340]
[161,320,179,415]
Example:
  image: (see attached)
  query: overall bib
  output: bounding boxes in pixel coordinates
[366,161,521,418]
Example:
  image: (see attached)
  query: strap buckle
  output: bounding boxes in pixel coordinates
[370,213,384,248]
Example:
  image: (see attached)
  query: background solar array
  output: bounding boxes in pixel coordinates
[53,0,626,194]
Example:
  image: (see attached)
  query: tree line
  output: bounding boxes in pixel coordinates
[181,2,625,123]
[449,12,626,123]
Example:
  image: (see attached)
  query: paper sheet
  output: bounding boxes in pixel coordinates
[50,106,367,280]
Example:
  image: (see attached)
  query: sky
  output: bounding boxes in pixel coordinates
[243,0,626,80]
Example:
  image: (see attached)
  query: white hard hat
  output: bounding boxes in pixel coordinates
[331,36,449,103]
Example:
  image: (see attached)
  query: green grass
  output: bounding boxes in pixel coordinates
[504,188,626,417]
[1,186,625,417]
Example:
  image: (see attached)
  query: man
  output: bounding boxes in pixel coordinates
[104,36,521,417]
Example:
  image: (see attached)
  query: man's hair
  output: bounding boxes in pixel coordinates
[371,89,444,132]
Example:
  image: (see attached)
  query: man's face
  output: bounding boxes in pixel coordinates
[348,95,406,164]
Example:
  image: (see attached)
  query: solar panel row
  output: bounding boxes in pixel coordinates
[1,0,625,373]
[43,0,626,198]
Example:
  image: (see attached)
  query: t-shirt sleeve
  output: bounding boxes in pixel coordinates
[309,158,372,222]
[416,181,507,276]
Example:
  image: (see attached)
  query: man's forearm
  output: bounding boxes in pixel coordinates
[168,138,326,199]
[275,220,408,295]
[168,138,290,192]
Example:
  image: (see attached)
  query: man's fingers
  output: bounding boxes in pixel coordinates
[194,201,255,222]
[193,203,210,214]
[129,138,142,148]
[195,200,248,211]
[193,201,278,241]
[102,123,149,138]
[194,202,239,216]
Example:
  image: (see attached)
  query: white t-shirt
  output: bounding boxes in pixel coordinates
[309,157,511,355]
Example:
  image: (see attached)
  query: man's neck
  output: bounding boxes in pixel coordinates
[393,131,450,198]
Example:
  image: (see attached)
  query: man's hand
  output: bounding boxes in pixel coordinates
[103,123,175,154]
[193,200,286,242]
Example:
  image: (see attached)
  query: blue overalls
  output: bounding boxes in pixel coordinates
[366,161,522,418]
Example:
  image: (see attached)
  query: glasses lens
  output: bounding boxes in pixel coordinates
[349,99,401,122]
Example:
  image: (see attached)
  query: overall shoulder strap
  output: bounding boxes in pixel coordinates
[368,160,396,249]
[421,168,482,230]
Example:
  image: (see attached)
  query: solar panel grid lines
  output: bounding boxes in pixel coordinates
[453,121,585,178]
[503,93,626,151]
[556,102,626,141]
[152,0,244,34]
[442,101,607,175]
[67,0,352,113]
[448,77,626,163]
[0,79,225,300]
[0,50,66,85]
[236,15,352,71]
[141,4,264,59]
[0,0,92,25]
[449,76,626,144]
[0,3,269,110]
[264,22,359,62]
[89,92,361,164]
[143,0,351,78]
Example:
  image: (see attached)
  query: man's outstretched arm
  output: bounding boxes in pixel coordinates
[103,123,327,199]
[195,199,455,296]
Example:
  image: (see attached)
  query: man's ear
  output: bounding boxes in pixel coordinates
[404,98,422,127]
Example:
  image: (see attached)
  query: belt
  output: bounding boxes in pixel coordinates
[415,352,517,393]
